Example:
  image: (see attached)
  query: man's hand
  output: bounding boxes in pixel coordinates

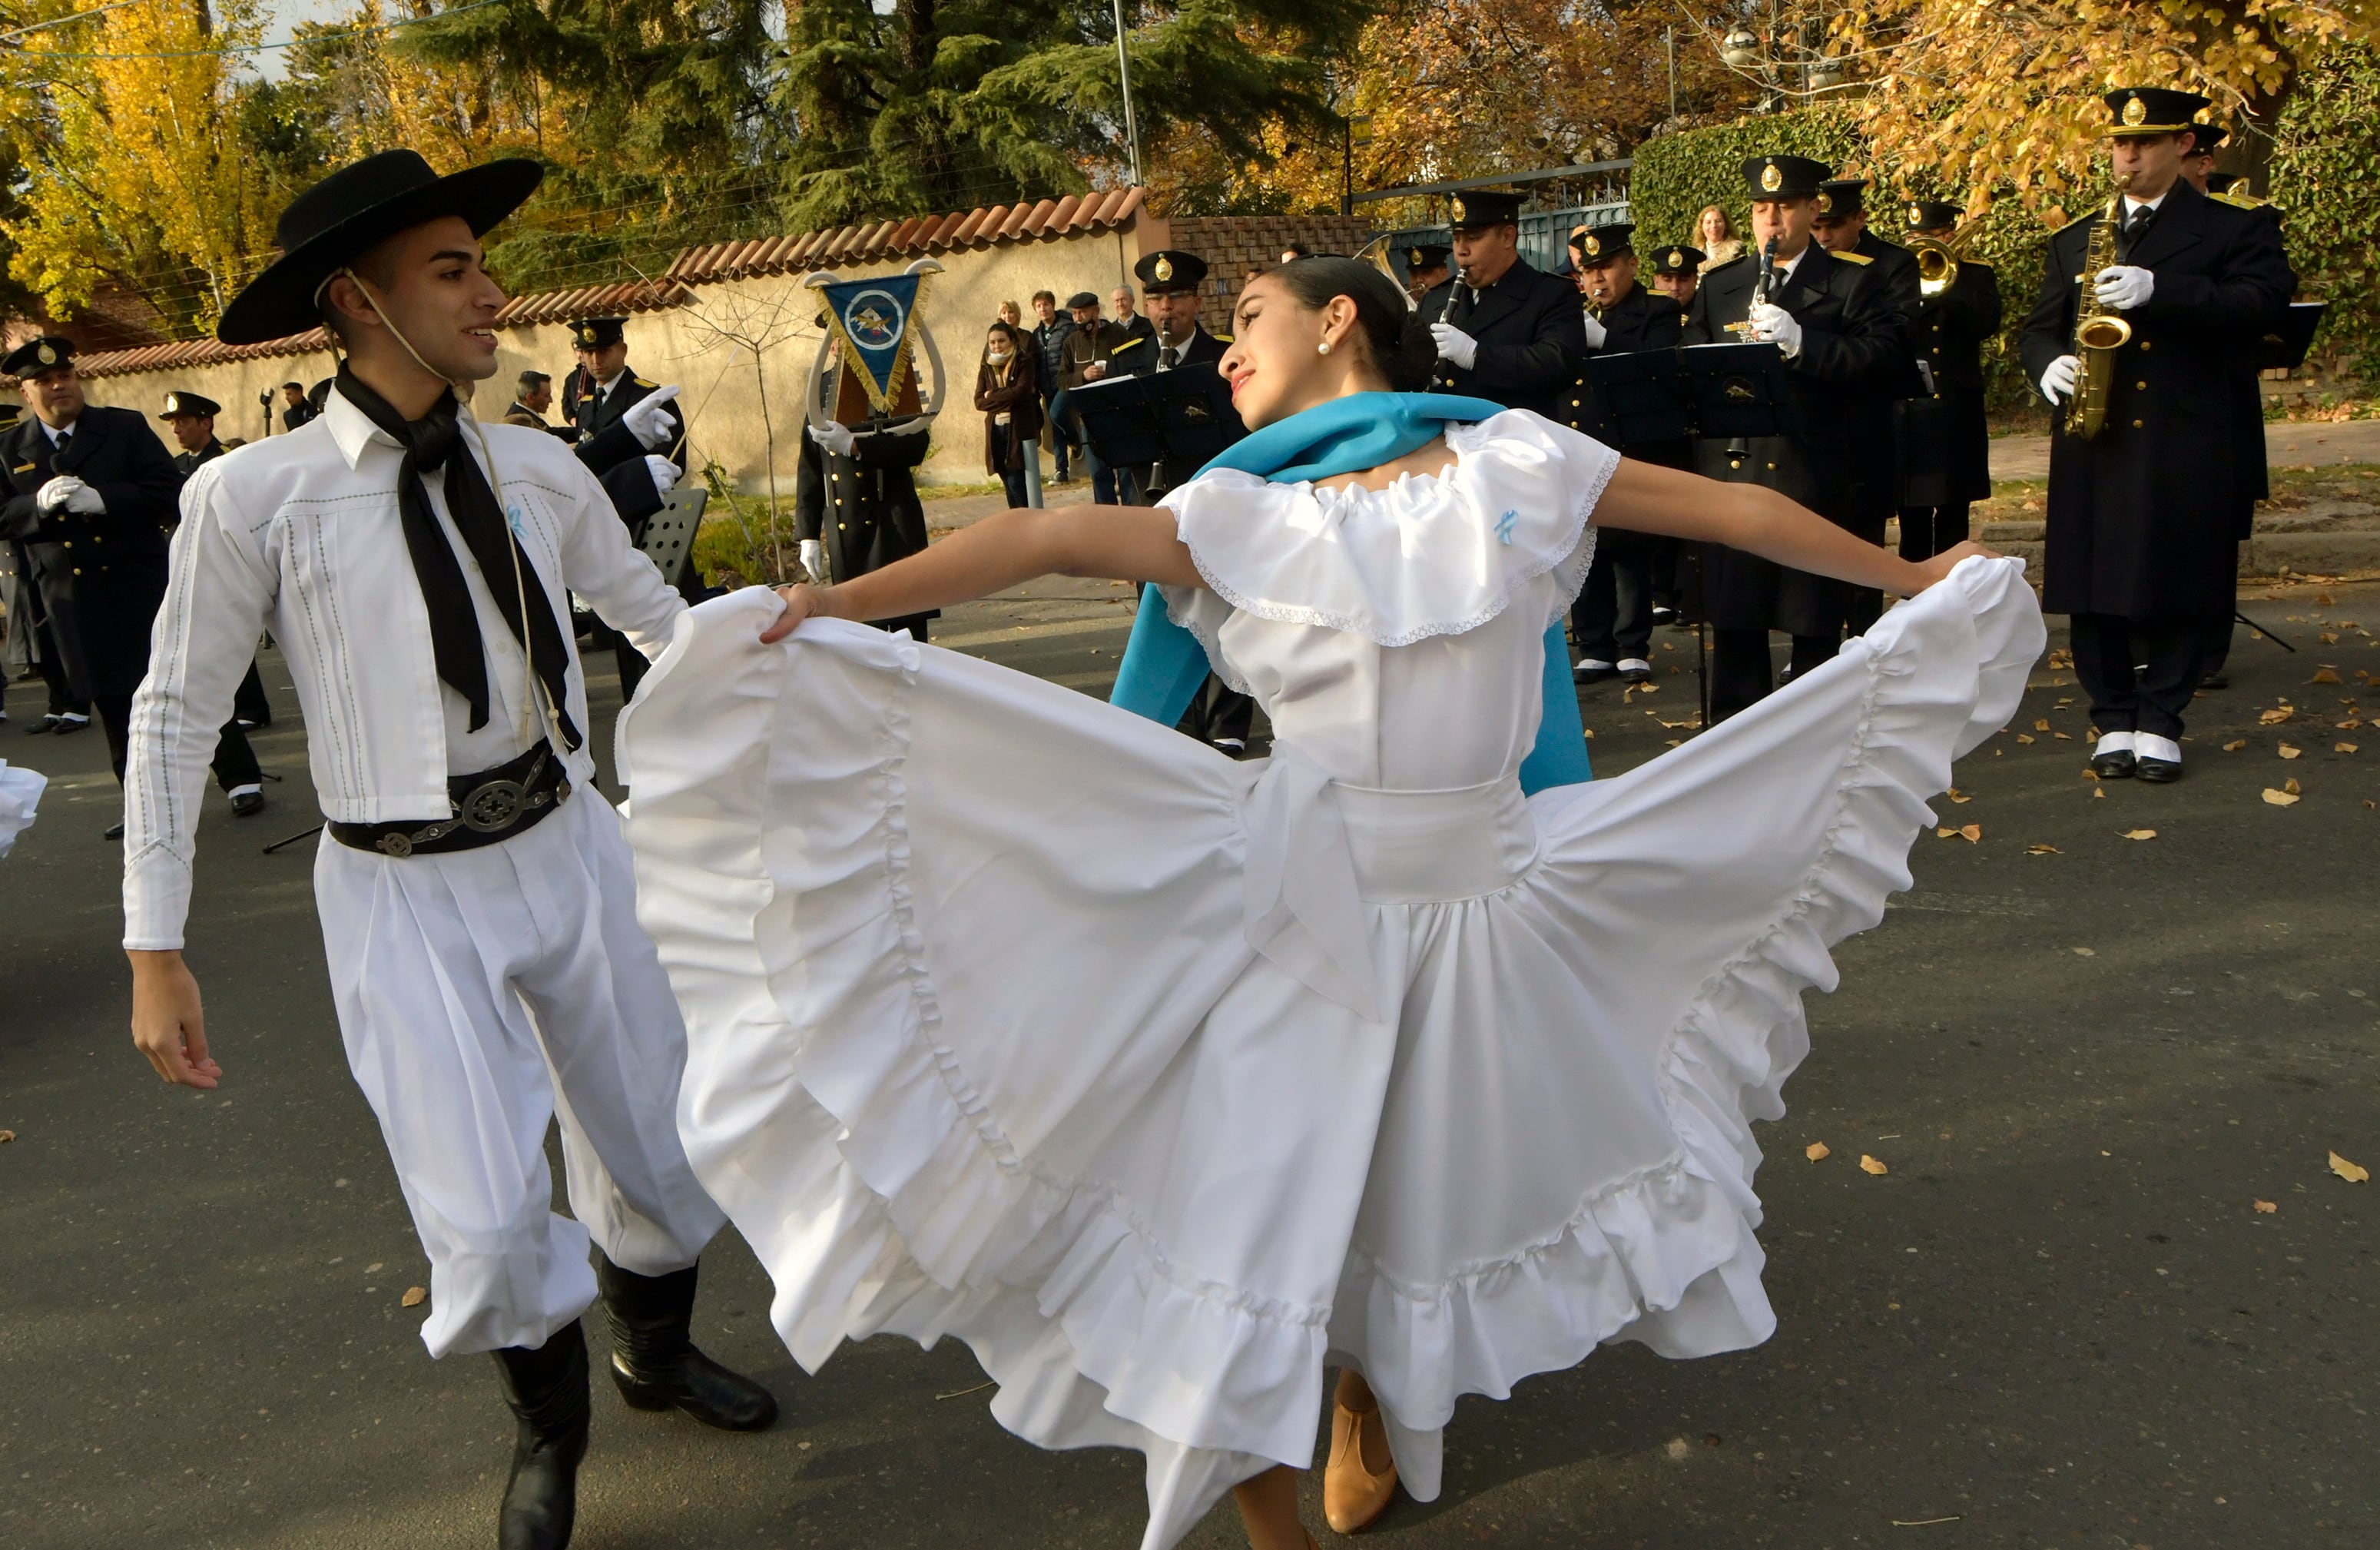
[644,455,679,497]
[2093,265,2154,311]
[1082,360,1108,381]
[2037,353,2080,406]
[1748,300,1803,359]
[760,581,827,644]
[1579,311,1609,350]
[1430,323,1479,370]
[36,476,85,513]
[128,950,220,1089]
[622,384,683,451]
[798,538,827,582]
[808,421,855,457]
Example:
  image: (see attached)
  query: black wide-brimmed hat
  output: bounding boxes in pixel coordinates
[159,390,222,419]
[219,150,543,346]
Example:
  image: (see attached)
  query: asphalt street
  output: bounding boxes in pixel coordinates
[3,576,2375,1549]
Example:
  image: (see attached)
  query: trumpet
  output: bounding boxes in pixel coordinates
[2063,174,2136,441]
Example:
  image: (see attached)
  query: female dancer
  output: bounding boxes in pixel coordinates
[621,257,2041,1549]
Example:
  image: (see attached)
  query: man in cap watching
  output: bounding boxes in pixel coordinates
[1052,290,1134,503]
[559,316,688,695]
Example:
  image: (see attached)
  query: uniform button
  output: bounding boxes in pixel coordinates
[1729,459,1742,470]
[2132,419,2143,428]
[2136,380,2146,390]
[61,539,70,547]
[72,567,81,575]
[2140,341,2152,352]
[1767,462,1777,470]
[837,522,847,530]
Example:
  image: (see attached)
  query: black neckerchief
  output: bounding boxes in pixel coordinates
[336,370,582,752]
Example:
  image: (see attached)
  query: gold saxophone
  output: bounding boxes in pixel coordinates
[2064,176,2136,440]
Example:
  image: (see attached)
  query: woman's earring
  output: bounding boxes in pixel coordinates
[1317,340,1333,356]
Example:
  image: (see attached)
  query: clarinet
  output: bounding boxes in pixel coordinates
[1438,264,1470,326]
[1723,235,1783,468]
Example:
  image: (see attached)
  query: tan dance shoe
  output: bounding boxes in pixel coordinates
[1322,1396,1397,1532]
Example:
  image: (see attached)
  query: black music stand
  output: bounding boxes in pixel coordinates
[2258,302,2327,372]
[1583,342,1796,728]
[1069,369,1243,489]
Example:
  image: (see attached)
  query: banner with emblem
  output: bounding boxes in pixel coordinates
[817,273,927,414]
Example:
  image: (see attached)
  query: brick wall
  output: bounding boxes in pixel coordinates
[1155,214,1383,332]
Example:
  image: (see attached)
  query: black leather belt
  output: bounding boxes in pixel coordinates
[328,742,571,859]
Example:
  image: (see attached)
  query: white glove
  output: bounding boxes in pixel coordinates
[1430,323,1480,370]
[644,455,678,497]
[808,421,855,456]
[622,384,682,451]
[799,539,827,582]
[64,483,104,514]
[1579,311,1609,350]
[2093,265,2154,311]
[1747,300,1803,359]
[35,476,84,513]
[2038,354,2080,405]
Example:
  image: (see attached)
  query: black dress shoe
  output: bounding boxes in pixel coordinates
[1573,660,1618,685]
[103,820,124,841]
[2135,754,2183,782]
[2091,750,2137,779]
[492,1323,592,1550]
[25,713,57,735]
[51,714,88,736]
[597,1256,777,1432]
[2197,669,2228,690]
[230,790,265,817]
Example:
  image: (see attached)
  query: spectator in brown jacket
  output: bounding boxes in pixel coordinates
[1051,291,1135,504]
[976,321,1042,509]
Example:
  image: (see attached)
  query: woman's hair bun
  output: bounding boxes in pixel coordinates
[1268,256,1436,392]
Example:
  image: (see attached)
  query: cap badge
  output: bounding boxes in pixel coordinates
[1583,232,1601,257]
[1450,195,1468,222]
[1760,160,1783,192]
[578,326,597,344]
[1153,255,1173,282]
[164,395,179,413]
[1669,248,1684,265]
[1815,191,1834,214]
[1908,202,1923,226]
[2123,95,2147,125]
[36,343,55,366]
[1407,248,1422,266]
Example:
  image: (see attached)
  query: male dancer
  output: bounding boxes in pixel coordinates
[121,151,774,1550]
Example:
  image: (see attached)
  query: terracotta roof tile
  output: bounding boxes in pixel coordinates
[71,188,1148,375]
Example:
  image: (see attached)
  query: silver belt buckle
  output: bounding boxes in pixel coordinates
[461,778,529,832]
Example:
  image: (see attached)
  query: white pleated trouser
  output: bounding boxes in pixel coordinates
[315,786,727,1358]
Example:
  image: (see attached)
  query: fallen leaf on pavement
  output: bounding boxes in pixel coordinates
[1860,1155,1890,1176]
[2092,786,2106,798]
[1806,1142,1830,1162]
[2071,946,2097,956]
[1944,788,1971,803]
[2262,789,2300,806]
[2339,742,2359,755]
[2052,732,2072,740]
[1959,823,1981,842]
[2332,1152,2370,1184]
[2253,1199,2278,1214]
[1936,826,1957,838]
[402,1286,428,1308]
[0,1129,14,1143]
[2279,743,2302,758]
[2123,828,2157,839]
[2027,843,2063,855]
[2312,667,2343,684]
[2223,739,2248,752]
[2261,708,2294,725]
[2285,777,2302,795]
[2034,719,2051,731]
[2017,733,2036,745]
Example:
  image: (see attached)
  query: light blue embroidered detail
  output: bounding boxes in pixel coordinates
[505,501,526,534]
[1495,509,1518,546]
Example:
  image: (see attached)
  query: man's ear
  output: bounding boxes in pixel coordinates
[321,273,379,337]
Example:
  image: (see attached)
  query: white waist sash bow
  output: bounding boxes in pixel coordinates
[1239,749,1541,1022]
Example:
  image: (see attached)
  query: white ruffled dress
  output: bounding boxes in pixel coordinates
[0,759,45,858]
[619,410,2044,1548]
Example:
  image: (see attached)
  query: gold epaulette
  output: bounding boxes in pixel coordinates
[2212,190,2274,211]
[632,376,658,389]
[1212,332,1233,343]
[1832,249,1874,266]
[1111,340,1139,355]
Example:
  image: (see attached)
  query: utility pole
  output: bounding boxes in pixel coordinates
[1666,25,1676,118]
[1112,0,1142,188]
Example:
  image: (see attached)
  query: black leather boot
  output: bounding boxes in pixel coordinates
[595,1255,778,1432]
[490,1321,591,1550]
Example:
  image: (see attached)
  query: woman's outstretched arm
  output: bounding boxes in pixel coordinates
[762,502,1197,642]
[1594,456,1991,596]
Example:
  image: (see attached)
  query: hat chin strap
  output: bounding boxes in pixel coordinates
[333,266,562,754]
